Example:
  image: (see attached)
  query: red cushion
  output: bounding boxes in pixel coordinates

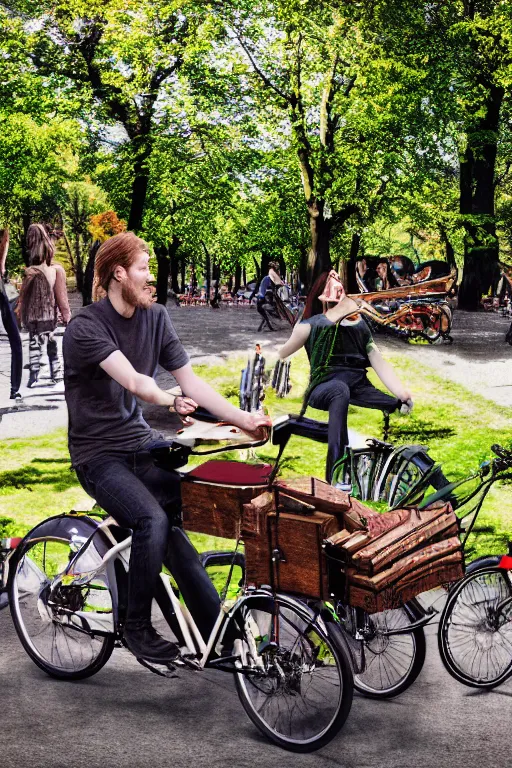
[186,460,272,486]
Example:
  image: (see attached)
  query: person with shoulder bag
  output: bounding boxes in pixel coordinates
[17,224,71,387]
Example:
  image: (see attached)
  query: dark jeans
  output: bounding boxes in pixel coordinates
[0,290,22,395]
[76,452,221,640]
[307,370,400,482]
[256,297,274,331]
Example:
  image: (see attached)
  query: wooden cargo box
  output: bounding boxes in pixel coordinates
[181,460,272,539]
[244,505,340,599]
[274,477,350,517]
[347,550,464,613]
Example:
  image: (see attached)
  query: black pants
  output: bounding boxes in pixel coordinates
[256,298,274,331]
[0,290,22,396]
[307,370,400,482]
[76,452,221,640]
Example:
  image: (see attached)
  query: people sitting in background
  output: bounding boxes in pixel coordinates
[375,258,399,292]
[389,255,415,286]
[355,257,376,293]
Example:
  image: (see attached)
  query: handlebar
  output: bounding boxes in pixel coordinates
[489,444,512,473]
[491,444,512,461]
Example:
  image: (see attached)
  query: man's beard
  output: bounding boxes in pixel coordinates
[121,279,153,309]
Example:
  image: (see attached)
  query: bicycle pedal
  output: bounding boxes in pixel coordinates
[136,656,179,678]
[176,654,201,671]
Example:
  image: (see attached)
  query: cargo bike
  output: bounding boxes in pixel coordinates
[7,421,353,754]
[7,415,509,750]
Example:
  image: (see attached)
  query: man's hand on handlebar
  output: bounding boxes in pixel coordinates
[170,395,198,425]
[238,409,273,440]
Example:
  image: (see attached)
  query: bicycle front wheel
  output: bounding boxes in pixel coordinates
[233,594,353,753]
[438,566,512,689]
[9,534,115,680]
[353,607,426,698]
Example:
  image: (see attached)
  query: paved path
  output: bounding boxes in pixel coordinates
[1,605,510,768]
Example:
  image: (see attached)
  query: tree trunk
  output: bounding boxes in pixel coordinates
[233,263,241,295]
[82,241,100,306]
[458,84,504,310]
[127,139,152,233]
[202,242,211,305]
[73,234,84,293]
[155,236,180,305]
[170,253,180,294]
[180,259,186,293]
[21,213,31,265]
[211,260,221,308]
[439,226,456,270]
[252,255,261,282]
[156,246,170,305]
[346,232,361,293]
[306,200,332,288]
[298,247,308,291]
[62,231,75,272]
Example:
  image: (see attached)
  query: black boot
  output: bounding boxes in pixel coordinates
[123,622,180,663]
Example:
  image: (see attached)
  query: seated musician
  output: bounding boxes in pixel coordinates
[355,257,376,292]
[278,270,412,483]
[375,258,399,292]
[63,232,271,664]
[389,255,415,286]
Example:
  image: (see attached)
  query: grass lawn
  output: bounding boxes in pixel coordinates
[1,347,511,563]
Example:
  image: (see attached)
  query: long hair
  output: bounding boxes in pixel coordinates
[26,224,55,267]
[302,272,329,320]
[93,231,149,300]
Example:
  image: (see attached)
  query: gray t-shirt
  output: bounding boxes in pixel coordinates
[63,299,189,466]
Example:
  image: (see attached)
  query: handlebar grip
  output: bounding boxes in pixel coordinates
[491,444,511,459]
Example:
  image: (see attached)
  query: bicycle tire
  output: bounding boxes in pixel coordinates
[351,607,426,699]
[9,533,115,681]
[438,566,512,689]
[233,594,353,752]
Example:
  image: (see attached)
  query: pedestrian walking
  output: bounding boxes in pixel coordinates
[0,228,23,399]
[17,224,71,387]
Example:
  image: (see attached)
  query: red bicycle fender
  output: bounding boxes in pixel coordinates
[498,555,512,569]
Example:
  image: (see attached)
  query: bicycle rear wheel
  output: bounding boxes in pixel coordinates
[9,534,114,680]
[352,607,426,698]
[438,566,512,688]
[233,594,353,753]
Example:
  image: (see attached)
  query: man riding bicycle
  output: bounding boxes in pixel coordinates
[63,232,270,664]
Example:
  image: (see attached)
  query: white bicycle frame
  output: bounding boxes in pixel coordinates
[45,516,313,670]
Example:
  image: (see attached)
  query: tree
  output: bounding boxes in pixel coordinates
[363,0,512,308]
[218,1,451,286]
[0,112,79,264]
[62,180,110,291]
[18,0,213,232]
